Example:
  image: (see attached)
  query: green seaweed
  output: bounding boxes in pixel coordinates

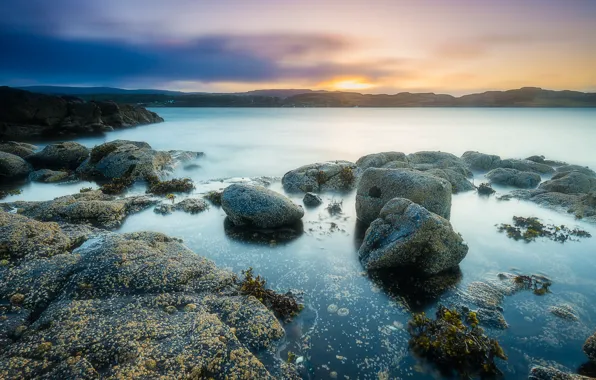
[477,183,496,196]
[497,216,591,243]
[339,166,355,187]
[146,177,195,195]
[204,190,223,206]
[0,189,22,200]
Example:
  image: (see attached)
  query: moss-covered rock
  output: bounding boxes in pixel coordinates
[282,160,357,193]
[0,142,37,158]
[486,167,542,188]
[25,142,89,170]
[0,151,32,182]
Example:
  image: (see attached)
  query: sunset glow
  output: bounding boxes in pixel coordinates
[327,79,376,91]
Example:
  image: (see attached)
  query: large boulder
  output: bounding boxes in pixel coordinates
[539,171,596,194]
[222,184,304,228]
[461,151,502,171]
[25,142,89,170]
[556,165,596,178]
[585,332,596,362]
[282,161,357,192]
[0,151,31,182]
[425,168,475,193]
[358,198,468,275]
[498,159,555,174]
[356,168,452,224]
[408,151,472,178]
[485,168,541,188]
[356,152,408,170]
[0,142,37,158]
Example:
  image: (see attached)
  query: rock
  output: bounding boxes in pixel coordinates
[0,87,164,139]
[486,168,542,188]
[25,142,89,171]
[303,192,323,207]
[408,151,473,178]
[222,184,304,228]
[539,171,596,194]
[498,159,555,174]
[382,161,411,169]
[425,168,475,193]
[6,190,157,229]
[526,155,546,163]
[28,169,71,183]
[514,191,596,222]
[476,308,508,329]
[556,165,596,178]
[78,141,173,180]
[155,198,209,215]
[282,161,357,193]
[585,333,596,362]
[0,142,37,158]
[550,305,579,322]
[356,152,408,170]
[356,168,452,224]
[169,150,204,163]
[529,366,592,380]
[0,151,31,181]
[462,151,503,171]
[358,198,468,275]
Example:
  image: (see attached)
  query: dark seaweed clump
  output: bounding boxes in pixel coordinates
[204,190,223,206]
[326,199,343,215]
[339,165,355,187]
[100,176,134,195]
[146,177,195,195]
[513,274,552,296]
[497,216,591,243]
[239,267,303,322]
[477,183,496,195]
[89,144,118,164]
[408,305,507,377]
[0,189,22,200]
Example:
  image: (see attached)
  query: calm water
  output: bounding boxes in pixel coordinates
[7,108,596,379]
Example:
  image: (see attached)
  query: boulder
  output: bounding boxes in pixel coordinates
[408,151,473,178]
[485,168,541,188]
[0,151,31,182]
[29,169,71,183]
[356,168,452,224]
[155,198,209,215]
[556,165,596,178]
[498,159,555,174]
[382,161,411,169]
[222,184,304,228]
[0,142,37,158]
[528,366,591,380]
[356,152,408,170]
[282,161,357,192]
[585,332,596,362]
[425,168,475,193]
[96,101,164,127]
[539,171,596,194]
[25,142,89,170]
[461,151,502,171]
[358,198,468,275]
[510,190,596,222]
[303,192,323,207]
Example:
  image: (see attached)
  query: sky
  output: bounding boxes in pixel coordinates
[1,0,595,94]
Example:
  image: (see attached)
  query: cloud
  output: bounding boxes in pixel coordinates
[433,34,538,60]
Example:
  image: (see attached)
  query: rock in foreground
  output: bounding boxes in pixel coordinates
[359,198,468,275]
[25,142,89,170]
[486,168,541,188]
[528,366,592,380]
[356,168,452,224]
[0,151,32,182]
[222,184,304,228]
[282,161,356,193]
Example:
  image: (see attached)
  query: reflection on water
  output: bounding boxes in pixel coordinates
[3,108,596,378]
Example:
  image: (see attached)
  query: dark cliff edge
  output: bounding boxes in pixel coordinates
[0,87,164,140]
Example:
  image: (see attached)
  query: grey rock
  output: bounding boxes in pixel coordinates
[356,168,452,224]
[526,155,546,163]
[550,305,579,322]
[26,141,89,170]
[407,151,463,167]
[381,160,411,169]
[486,168,542,188]
[462,151,502,171]
[556,165,596,178]
[0,151,31,181]
[356,152,408,170]
[539,171,596,194]
[585,332,596,362]
[303,192,323,207]
[358,198,468,274]
[222,184,304,228]
[29,169,71,183]
[529,366,591,380]
[155,198,209,215]
[169,150,204,163]
[425,168,475,193]
[476,308,509,329]
[282,160,357,193]
[498,158,555,174]
[0,141,37,158]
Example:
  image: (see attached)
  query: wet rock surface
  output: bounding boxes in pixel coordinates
[539,171,596,194]
[425,168,475,193]
[358,198,468,274]
[154,198,209,215]
[303,192,323,207]
[25,142,89,170]
[356,168,452,224]
[0,152,32,182]
[282,160,357,193]
[0,142,37,158]
[28,169,72,183]
[585,333,596,362]
[529,366,592,380]
[486,167,542,188]
[462,151,502,171]
[222,183,304,229]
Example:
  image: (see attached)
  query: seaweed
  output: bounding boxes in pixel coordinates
[326,200,343,215]
[339,166,355,187]
[89,144,118,164]
[79,187,94,193]
[146,177,195,195]
[477,183,496,196]
[513,274,552,296]
[408,305,507,377]
[100,176,134,195]
[204,190,223,206]
[0,189,22,200]
[497,216,591,243]
[166,194,176,204]
[238,267,303,322]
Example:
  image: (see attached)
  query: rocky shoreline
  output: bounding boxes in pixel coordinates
[2,135,596,378]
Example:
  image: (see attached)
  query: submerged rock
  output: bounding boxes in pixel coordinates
[529,366,592,380]
[486,168,541,188]
[29,169,71,183]
[462,151,502,171]
[550,305,580,322]
[222,184,304,228]
[539,171,596,194]
[358,198,468,275]
[585,333,596,362]
[25,142,89,170]
[303,192,323,207]
[0,141,37,158]
[356,152,408,170]
[282,160,357,193]
[0,151,31,181]
[356,168,452,224]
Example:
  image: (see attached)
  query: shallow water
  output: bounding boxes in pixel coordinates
[5,108,596,378]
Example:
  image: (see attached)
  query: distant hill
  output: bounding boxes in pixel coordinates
[6,86,596,107]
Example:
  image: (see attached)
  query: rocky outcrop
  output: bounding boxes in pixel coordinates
[356,152,408,171]
[461,151,502,171]
[0,211,297,379]
[25,142,89,170]
[0,151,32,182]
[6,190,157,229]
[498,159,555,174]
[585,332,596,362]
[0,142,37,158]
[356,168,452,224]
[0,87,164,140]
[408,151,472,177]
[539,171,596,194]
[358,198,468,275]
[486,168,541,188]
[528,366,592,380]
[282,161,357,193]
[511,190,596,222]
[28,169,71,183]
[556,165,596,178]
[222,184,304,228]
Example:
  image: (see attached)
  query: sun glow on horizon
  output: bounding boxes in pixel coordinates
[326,78,376,91]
